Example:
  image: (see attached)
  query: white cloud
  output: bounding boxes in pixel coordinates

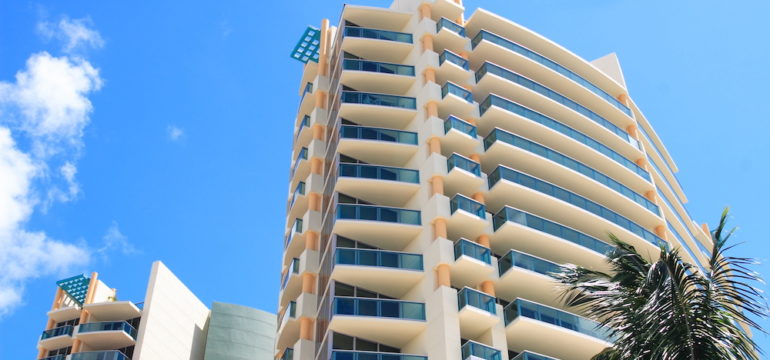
[167,125,184,141]
[0,17,103,316]
[38,17,104,54]
[98,221,137,256]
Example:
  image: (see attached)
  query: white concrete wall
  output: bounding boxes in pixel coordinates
[133,261,211,360]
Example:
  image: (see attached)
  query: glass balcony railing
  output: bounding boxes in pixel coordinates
[444,115,477,138]
[339,163,419,184]
[331,350,427,360]
[291,147,308,178]
[341,91,417,109]
[336,204,421,225]
[281,258,299,289]
[450,194,486,219]
[499,250,564,278]
[471,30,632,117]
[493,206,612,255]
[454,238,491,265]
[289,181,306,209]
[504,298,613,343]
[342,59,415,76]
[447,153,481,177]
[288,301,297,318]
[333,297,426,321]
[301,82,313,100]
[281,348,294,360]
[511,351,558,360]
[484,128,659,214]
[70,351,129,360]
[285,218,303,248]
[340,125,417,145]
[343,26,413,44]
[335,248,423,271]
[461,341,502,360]
[41,325,73,340]
[78,321,137,339]
[439,50,469,70]
[437,17,466,37]
[41,355,66,360]
[479,94,649,180]
[296,115,310,139]
[457,287,496,314]
[442,82,473,103]
[489,166,666,248]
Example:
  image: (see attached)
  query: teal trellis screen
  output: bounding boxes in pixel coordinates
[56,274,91,306]
[290,26,321,63]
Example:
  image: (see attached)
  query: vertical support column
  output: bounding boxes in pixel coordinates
[72,272,99,354]
[426,101,439,118]
[310,158,324,175]
[299,317,315,340]
[305,231,319,251]
[423,68,437,84]
[431,176,444,195]
[314,91,327,110]
[428,137,441,154]
[308,193,321,212]
[476,234,490,248]
[433,218,448,239]
[469,153,481,163]
[421,34,434,53]
[436,264,451,287]
[419,3,432,19]
[301,273,317,294]
[655,225,668,241]
[318,19,330,77]
[312,124,325,140]
[471,192,485,204]
[479,280,495,297]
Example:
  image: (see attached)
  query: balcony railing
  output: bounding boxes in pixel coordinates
[335,248,423,271]
[493,206,612,255]
[342,59,415,76]
[339,163,419,184]
[41,325,73,340]
[343,26,413,44]
[479,94,649,180]
[70,351,129,360]
[441,82,473,103]
[336,204,421,225]
[471,30,632,117]
[439,50,469,70]
[296,115,310,140]
[437,17,467,37]
[340,125,418,145]
[444,115,476,138]
[341,91,417,109]
[333,297,426,321]
[511,351,558,360]
[447,153,481,177]
[281,348,294,360]
[454,239,491,265]
[331,350,427,360]
[457,287,496,314]
[281,258,299,290]
[289,181,306,209]
[461,340,501,360]
[504,298,613,343]
[488,166,666,248]
[484,128,659,214]
[450,194,486,219]
[301,82,313,100]
[291,147,308,179]
[78,321,137,339]
[499,250,564,278]
[41,355,66,360]
[285,218,303,248]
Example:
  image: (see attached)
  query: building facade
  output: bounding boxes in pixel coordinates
[35,261,275,360]
[279,0,717,359]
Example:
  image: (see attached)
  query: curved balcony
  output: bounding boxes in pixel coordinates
[47,306,80,323]
[40,355,66,360]
[289,147,309,185]
[38,325,74,350]
[452,239,495,288]
[331,350,427,360]
[337,163,419,206]
[297,82,316,118]
[445,153,484,197]
[448,194,488,240]
[504,298,612,360]
[491,206,609,271]
[483,128,660,220]
[478,94,649,184]
[341,59,415,94]
[342,27,413,63]
[487,166,665,252]
[439,82,475,118]
[293,115,312,152]
[511,351,558,360]
[330,297,426,347]
[435,17,467,51]
[468,29,633,120]
[442,115,478,154]
[338,125,418,167]
[284,218,304,261]
[333,248,423,298]
[276,300,298,351]
[497,250,564,308]
[437,50,470,85]
[70,351,129,360]
[279,257,302,308]
[457,287,498,338]
[334,204,421,250]
[287,181,307,218]
[76,321,136,349]
[339,91,417,129]
[82,301,141,323]
[461,340,502,360]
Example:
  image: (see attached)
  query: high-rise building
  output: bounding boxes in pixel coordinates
[279,1,719,359]
[35,261,275,360]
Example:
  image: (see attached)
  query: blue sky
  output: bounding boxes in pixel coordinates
[1,0,769,357]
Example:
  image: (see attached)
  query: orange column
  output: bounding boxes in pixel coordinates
[299,317,315,340]
[701,223,711,236]
[476,234,490,248]
[312,124,325,140]
[428,137,441,154]
[436,264,451,287]
[418,3,432,19]
[423,68,437,84]
[314,91,327,109]
[636,158,648,171]
[310,158,324,175]
[308,193,321,211]
[421,34,434,52]
[305,231,319,251]
[459,51,470,59]
[655,225,667,241]
[426,101,439,118]
[627,125,639,140]
[480,280,495,297]
[617,93,631,107]
[318,19,330,76]
[433,218,448,239]
[472,192,485,204]
[301,273,316,294]
[469,153,481,163]
[644,190,657,203]
[431,176,444,195]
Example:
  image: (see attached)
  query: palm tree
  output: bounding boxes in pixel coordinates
[554,209,767,360]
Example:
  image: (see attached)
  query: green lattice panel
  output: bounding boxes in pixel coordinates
[56,274,91,305]
[290,26,321,64]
